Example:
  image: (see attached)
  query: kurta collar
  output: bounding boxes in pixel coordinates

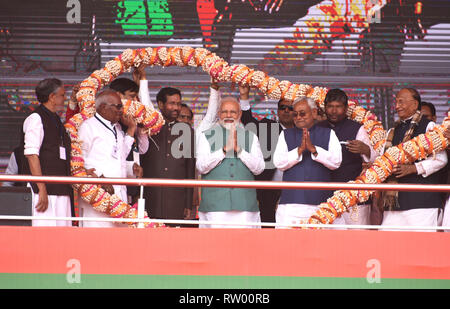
[400,115,414,124]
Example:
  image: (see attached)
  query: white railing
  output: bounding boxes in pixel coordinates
[0,174,449,231]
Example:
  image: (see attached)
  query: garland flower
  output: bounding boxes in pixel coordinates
[64,53,165,227]
[64,46,389,227]
[307,112,450,225]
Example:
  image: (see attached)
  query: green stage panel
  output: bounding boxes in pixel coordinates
[1,273,449,289]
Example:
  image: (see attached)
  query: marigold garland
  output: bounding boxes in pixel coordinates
[64,46,393,227]
[307,113,450,225]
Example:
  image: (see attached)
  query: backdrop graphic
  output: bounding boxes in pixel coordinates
[0,0,449,160]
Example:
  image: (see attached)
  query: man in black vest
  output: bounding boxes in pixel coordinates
[20,78,73,226]
[381,88,448,230]
[238,85,294,226]
[319,89,378,226]
[140,87,196,226]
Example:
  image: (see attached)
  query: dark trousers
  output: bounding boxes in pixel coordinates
[257,189,281,227]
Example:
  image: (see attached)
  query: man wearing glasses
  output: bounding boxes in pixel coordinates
[77,90,144,227]
[273,97,343,227]
[238,85,295,226]
[379,88,447,230]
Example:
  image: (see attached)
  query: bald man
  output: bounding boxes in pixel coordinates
[196,96,265,228]
[77,90,143,227]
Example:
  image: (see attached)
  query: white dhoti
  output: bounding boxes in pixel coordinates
[275,204,345,229]
[381,208,442,232]
[198,210,261,229]
[30,187,72,227]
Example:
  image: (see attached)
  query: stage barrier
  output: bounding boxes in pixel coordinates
[0,175,449,289]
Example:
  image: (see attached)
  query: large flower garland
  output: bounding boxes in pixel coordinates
[64,46,389,226]
[64,56,165,227]
[307,114,450,225]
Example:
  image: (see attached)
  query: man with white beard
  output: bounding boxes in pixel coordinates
[196,96,265,228]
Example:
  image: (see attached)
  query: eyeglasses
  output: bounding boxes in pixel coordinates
[110,103,123,110]
[395,99,416,106]
[278,104,293,111]
[293,111,308,118]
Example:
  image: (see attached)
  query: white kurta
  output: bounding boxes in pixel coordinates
[381,120,448,230]
[2,151,18,187]
[196,123,265,229]
[78,113,135,228]
[23,113,72,227]
[273,128,344,228]
[196,87,221,139]
[341,125,380,226]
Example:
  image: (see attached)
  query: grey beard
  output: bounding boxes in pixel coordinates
[220,120,237,130]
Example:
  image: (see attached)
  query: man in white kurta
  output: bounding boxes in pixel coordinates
[196,96,265,228]
[78,90,144,228]
[380,88,447,231]
[23,78,73,227]
[273,97,343,228]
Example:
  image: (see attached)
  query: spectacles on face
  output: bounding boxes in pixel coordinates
[278,104,293,112]
[293,111,308,118]
[109,103,123,110]
[395,98,417,106]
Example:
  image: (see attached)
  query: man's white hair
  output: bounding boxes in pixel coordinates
[293,96,317,111]
[95,89,119,109]
[218,96,241,112]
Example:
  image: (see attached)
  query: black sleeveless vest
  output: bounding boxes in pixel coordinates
[392,117,443,210]
[319,119,363,182]
[20,105,72,196]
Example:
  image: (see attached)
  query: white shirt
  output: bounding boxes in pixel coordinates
[355,125,380,163]
[273,128,342,172]
[2,152,18,187]
[384,119,448,178]
[196,124,265,176]
[78,113,135,201]
[138,79,151,107]
[196,87,221,138]
[23,113,47,156]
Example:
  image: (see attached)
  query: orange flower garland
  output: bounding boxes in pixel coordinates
[65,46,391,227]
[64,52,165,227]
[307,113,450,225]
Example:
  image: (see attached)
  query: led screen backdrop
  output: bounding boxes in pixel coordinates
[0,0,449,161]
